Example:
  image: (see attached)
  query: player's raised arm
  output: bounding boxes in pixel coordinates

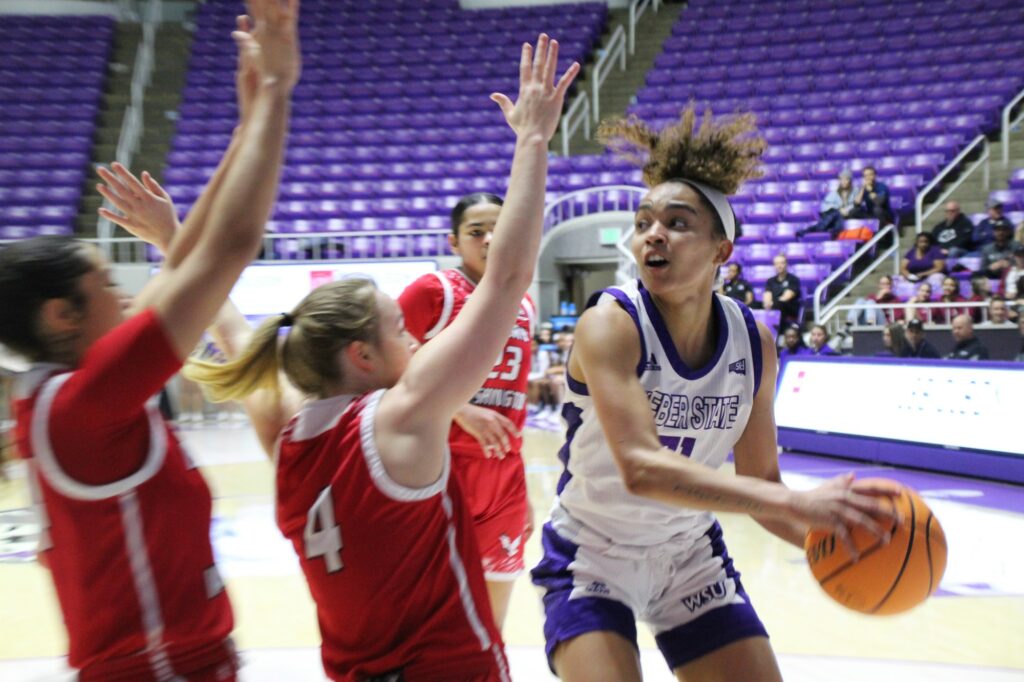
[375,35,578,481]
[146,0,300,359]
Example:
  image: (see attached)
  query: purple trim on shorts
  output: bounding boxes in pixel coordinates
[555,402,585,495]
[638,283,729,380]
[530,523,639,674]
[737,300,763,398]
[654,522,768,671]
[588,286,647,376]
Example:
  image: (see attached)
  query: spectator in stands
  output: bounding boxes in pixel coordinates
[807,324,838,356]
[936,276,967,324]
[966,273,991,322]
[1016,315,1024,362]
[1004,243,1024,301]
[947,314,990,360]
[971,199,1013,252]
[900,232,945,283]
[778,324,809,360]
[799,169,855,238]
[720,262,754,305]
[527,335,557,417]
[902,319,941,359]
[542,331,573,421]
[763,254,802,325]
[848,274,902,325]
[987,295,1014,326]
[851,166,893,225]
[904,282,934,322]
[980,220,1021,279]
[931,201,974,258]
[1016,218,1024,246]
[878,322,907,357]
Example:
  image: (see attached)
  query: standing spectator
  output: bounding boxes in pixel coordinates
[779,324,809,360]
[1003,243,1024,301]
[808,324,838,356]
[877,322,907,357]
[936,276,967,324]
[851,166,893,225]
[799,169,856,238]
[947,314,990,360]
[848,274,903,325]
[904,282,934,322]
[971,199,1013,252]
[986,296,1014,326]
[930,201,974,257]
[900,232,946,283]
[763,254,802,325]
[720,262,754,305]
[902,319,941,358]
[979,221,1021,279]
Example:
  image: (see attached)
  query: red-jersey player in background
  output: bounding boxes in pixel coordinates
[0,3,300,679]
[179,35,579,681]
[398,191,535,627]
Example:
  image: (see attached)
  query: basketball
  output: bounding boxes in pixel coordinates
[804,479,947,615]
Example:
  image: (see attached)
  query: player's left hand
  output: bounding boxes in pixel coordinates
[454,404,519,459]
[97,163,180,251]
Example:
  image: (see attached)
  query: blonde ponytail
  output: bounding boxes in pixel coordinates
[186,278,381,402]
[184,315,284,403]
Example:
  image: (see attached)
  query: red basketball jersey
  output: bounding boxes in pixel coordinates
[11,310,234,681]
[398,269,534,458]
[275,390,510,682]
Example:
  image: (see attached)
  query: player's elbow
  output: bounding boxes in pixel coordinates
[616,450,661,498]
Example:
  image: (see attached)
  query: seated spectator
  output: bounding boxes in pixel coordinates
[980,221,1021,279]
[877,322,907,357]
[850,166,893,225]
[848,274,903,325]
[720,262,754,305]
[902,319,941,358]
[779,324,809,360]
[527,335,556,416]
[901,232,946,283]
[1016,315,1024,362]
[807,324,838,356]
[763,254,802,325]
[799,169,856,238]
[965,273,991,323]
[947,314,990,360]
[930,201,974,258]
[986,295,1014,326]
[542,332,574,421]
[971,199,1013,252]
[1003,243,1024,302]
[904,282,934,322]
[936,276,967,324]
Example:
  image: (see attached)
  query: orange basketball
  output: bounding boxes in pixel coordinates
[804,478,947,615]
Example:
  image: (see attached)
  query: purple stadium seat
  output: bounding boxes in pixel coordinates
[1009,169,1024,191]
[747,265,777,285]
[768,222,803,244]
[755,182,788,202]
[782,242,814,264]
[736,223,769,244]
[988,189,1023,212]
[814,240,857,266]
[745,203,783,225]
[744,243,775,265]
[777,163,811,181]
[781,201,818,223]
[788,180,826,201]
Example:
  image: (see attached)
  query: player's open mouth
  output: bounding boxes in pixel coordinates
[645,255,669,269]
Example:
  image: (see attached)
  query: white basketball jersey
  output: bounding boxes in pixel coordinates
[552,280,764,548]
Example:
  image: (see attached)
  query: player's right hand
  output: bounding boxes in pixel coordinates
[243,0,301,92]
[454,404,519,459]
[97,163,179,251]
[490,34,580,144]
[789,473,900,561]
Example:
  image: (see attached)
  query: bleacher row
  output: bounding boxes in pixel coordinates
[0,15,113,239]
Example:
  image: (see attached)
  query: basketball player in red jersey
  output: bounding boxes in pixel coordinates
[174,36,579,681]
[398,193,535,627]
[0,3,300,680]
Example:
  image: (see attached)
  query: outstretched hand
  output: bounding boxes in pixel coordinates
[97,163,179,251]
[233,0,301,93]
[490,34,580,144]
[232,14,261,121]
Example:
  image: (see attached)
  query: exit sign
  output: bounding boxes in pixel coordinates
[599,227,623,245]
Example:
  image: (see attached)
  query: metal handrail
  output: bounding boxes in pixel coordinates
[628,0,659,55]
[542,184,646,233]
[1001,86,1024,166]
[913,134,989,234]
[813,224,898,324]
[559,94,591,157]
[591,25,627,123]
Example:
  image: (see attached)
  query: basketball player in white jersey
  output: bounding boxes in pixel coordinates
[531,107,899,681]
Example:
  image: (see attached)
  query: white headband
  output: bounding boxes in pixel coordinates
[679,179,736,242]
